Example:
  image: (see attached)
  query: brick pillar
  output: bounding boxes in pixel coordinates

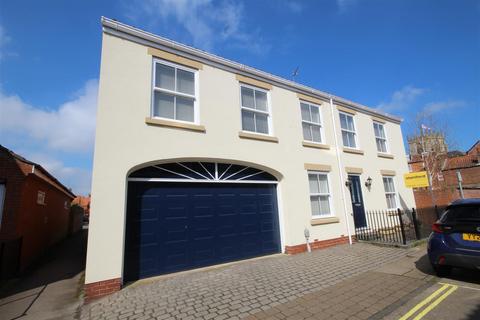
[84,278,121,302]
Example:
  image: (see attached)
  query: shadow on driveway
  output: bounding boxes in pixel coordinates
[0,228,87,320]
[414,252,480,285]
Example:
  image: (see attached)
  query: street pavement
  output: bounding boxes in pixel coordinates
[384,268,480,320]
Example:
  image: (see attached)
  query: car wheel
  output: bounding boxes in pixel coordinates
[433,265,452,277]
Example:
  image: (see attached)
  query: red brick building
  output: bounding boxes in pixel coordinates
[0,145,76,279]
[72,195,91,218]
[409,140,480,211]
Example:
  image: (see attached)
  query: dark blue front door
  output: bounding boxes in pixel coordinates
[348,175,367,228]
[124,182,281,281]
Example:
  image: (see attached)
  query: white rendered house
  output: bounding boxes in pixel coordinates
[85,17,415,300]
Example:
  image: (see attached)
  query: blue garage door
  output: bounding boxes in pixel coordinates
[124,182,281,281]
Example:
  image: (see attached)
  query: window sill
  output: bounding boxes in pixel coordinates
[377,153,394,159]
[238,131,279,143]
[302,141,330,150]
[145,117,206,133]
[311,217,340,226]
[343,147,364,155]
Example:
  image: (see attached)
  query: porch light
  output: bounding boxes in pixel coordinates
[365,177,372,188]
[345,179,352,187]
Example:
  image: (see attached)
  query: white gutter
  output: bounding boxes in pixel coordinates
[330,98,353,245]
[101,17,402,124]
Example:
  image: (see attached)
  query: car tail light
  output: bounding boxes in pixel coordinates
[432,223,444,233]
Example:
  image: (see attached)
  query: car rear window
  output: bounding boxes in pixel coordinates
[441,205,480,223]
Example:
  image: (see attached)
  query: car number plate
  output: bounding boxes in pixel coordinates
[462,233,480,242]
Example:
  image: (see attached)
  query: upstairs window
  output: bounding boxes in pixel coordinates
[301,102,323,143]
[383,177,398,210]
[240,85,270,134]
[152,60,197,123]
[340,112,357,148]
[308,172,332,218]
[373,122,388,153]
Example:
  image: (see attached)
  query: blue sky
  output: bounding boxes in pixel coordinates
[0,0,479,195]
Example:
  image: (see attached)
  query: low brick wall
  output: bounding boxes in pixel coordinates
[285,236,352,254]
[84,278,121,302]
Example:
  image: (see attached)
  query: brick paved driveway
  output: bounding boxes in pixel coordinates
[80,244,409,320]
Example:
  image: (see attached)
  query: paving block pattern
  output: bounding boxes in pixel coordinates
[80,243,410,320]
[245,271,430,320]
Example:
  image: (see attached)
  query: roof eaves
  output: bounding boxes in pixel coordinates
[101,17,403,124]
[466,140,480,154]
[32,166,76,199]
[0,144,76,198]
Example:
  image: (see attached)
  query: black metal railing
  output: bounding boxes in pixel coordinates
[415,205,446,239]
[354,208,437,245]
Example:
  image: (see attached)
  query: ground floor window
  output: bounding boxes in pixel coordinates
[308,172,332,218]
[382,176,398,210]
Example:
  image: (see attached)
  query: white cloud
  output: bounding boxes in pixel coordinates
[422,100,466,115]
[125,0,270,55]
[284,1,303,14]
[23,152,92,195]
[376,85,425,112]
[0,80,97,195]
[337,0,358,13]
[0,79,98,153]
[377,85,466,117]
[0,24,12,61]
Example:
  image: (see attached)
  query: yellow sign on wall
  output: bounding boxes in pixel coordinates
[404,171,430,188]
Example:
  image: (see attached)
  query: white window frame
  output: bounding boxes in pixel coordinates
[382,176,399,210]
[339,112,359,149]
[373,121,389,154]
[151,58,200,124]
[37,190,46,205]
[300,100,325,144]
[308,171,334,219]
[239,83,273,136]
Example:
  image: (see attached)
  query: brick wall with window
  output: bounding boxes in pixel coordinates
[0,151,27,241]
[17,174,72,269]
[0,146,75,276]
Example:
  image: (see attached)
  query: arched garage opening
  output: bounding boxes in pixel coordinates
[124,161,281,282]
